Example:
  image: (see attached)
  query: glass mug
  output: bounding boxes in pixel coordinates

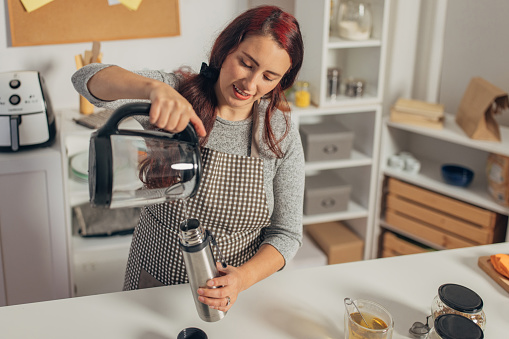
[344,299,394,339]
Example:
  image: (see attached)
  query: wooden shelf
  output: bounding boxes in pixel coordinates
[380,220,446,251]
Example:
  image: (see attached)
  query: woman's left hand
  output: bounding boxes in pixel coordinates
[196,263,245,312]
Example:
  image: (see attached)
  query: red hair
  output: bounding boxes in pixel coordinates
[177,6,304,158]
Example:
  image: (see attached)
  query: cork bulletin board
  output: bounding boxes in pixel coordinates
[7,0,180,46]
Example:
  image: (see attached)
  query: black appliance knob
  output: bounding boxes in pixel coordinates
[9,80,21,89]
[9,95,21,105]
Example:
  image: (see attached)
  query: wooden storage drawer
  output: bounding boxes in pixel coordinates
[381,248,398,258]
[385,209,475,249]
[382,231,432,257]
[387,177,504,228]
[386,194,497,245]
[384,178,507,249]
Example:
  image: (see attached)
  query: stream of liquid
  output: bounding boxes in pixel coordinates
[180,198,189,229]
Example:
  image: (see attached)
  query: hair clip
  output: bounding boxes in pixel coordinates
[199,62,219,81]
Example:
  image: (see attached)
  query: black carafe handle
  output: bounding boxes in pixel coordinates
[95,102,199,144]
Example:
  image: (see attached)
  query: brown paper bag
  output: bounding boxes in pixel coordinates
[486,153,509,206]
[455,77,508,142]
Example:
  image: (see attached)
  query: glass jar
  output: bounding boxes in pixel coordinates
[431,284,486,330]
[336,1,373,41]
[345,78,365,97]
[294,81,311,108]
[329,0,339,35]
[427,314,483,339]
[327,67,341,100]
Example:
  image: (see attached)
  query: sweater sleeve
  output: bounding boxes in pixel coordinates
[261,120,305,268]
[71,63,180,111]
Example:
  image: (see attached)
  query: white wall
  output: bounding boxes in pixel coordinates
[396,0,509,127]
[382,0,421,117]
[438,0,509,126]
[1,0,247,110]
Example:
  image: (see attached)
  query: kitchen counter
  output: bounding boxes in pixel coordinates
[0,243,507,338]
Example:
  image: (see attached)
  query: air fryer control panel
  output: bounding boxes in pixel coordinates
[0,71,46,115]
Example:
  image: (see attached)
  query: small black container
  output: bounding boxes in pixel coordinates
[177,327,208,339]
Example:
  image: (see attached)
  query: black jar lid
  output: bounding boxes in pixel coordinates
[438,283,483,313]
[434,314,483,339]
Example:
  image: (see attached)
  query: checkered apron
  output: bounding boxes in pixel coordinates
[123,112,271,289]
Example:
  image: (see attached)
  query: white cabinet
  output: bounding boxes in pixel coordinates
[294,105,382,260]
[0,144,70,305]
[294,0,391,260]
[375,114,509,254]
[59,110,132,297]
[295,0,391,107]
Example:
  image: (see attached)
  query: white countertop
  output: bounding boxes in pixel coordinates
[0,243,507,338]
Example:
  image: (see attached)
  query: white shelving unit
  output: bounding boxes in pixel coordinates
[59,110,133,297]
[295,0,390,108]
[374,113,509,255]
[294,0,391,260]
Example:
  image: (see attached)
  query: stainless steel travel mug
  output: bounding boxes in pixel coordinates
[179,218,226,322]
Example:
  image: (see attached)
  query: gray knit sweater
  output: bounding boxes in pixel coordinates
[71,64,305,265]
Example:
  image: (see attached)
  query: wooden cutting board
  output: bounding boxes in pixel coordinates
[478,256,509,294]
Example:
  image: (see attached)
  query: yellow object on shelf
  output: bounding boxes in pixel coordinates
[75,41,102,115]
[79,96,94,115]
[295,81,310,108]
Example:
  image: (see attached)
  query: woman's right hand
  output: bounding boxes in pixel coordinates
[87,66,206,137]
[148,82,206,137]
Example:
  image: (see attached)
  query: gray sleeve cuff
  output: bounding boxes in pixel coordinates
[71,64,180,111]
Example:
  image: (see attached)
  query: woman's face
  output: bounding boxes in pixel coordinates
[215,34,291,118]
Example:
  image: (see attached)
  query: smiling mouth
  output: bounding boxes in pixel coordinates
[233,84,251,99]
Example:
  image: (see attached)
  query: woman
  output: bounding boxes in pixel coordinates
[72,5,305,312]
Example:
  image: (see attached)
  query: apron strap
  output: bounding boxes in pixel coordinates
[251,101,261,159]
